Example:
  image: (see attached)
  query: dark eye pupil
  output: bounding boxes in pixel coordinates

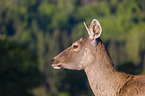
[73,45,78,49]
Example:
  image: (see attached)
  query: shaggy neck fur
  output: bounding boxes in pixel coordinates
[84,39,131,96]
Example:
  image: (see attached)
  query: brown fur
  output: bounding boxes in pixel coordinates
[51,20,145,96]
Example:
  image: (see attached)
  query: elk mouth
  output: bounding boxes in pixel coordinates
[51,63,62,69]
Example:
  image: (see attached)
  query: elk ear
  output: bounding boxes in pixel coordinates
[90,19,102,39]
[84,19,102,40]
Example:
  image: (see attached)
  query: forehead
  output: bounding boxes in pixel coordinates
[72,36,90,47]
[78,36,89,43]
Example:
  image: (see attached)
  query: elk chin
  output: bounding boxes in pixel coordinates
[57,62,83,70]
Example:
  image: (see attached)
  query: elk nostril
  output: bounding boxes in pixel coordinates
[50,59,55,64]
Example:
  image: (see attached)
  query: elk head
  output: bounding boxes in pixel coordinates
[51,19,102,70]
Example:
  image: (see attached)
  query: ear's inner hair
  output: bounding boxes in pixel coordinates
[93,24,99,35]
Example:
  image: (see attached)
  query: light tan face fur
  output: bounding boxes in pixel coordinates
[51,36,96,70]
[51,19,102,70]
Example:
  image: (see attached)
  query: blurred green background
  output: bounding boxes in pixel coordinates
[0,0,145,96]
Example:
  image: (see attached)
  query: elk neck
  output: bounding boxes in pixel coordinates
[84,38,131,96]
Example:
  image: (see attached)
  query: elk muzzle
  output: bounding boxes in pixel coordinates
[50,58,62,69]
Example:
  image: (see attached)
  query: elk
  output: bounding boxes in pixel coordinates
[51,19,145,96]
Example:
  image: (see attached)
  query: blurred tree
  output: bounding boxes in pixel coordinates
[0,0,145,95]
[0,39,41,96]
[117,62,142,75]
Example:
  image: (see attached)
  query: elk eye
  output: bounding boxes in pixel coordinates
[73,45,78,49]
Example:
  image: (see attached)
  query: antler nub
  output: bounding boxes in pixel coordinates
[83,22,90,35]
[83,22,94,39]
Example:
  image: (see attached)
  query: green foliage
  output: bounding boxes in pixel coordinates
[0,39,41,96]
[0,0,145,96]
[38,2,55,16]
[58,92,70,96]
[117,62,142,75]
